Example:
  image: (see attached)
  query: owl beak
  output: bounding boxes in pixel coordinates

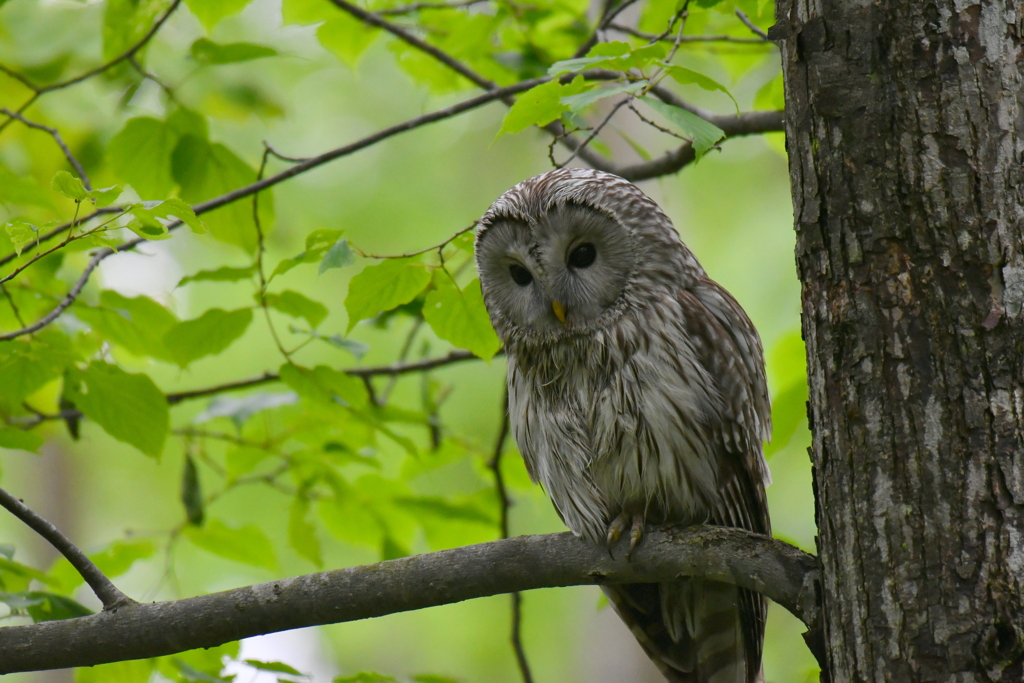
[551,300,567,324]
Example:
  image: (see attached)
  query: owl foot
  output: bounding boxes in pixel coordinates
[605,513,646,560]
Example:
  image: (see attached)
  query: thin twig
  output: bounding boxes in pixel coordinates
[354,222,477,259]
[166,372,281,405]
[325,0,498,91]
[378,0,487,15]
[573,0,640,58]
[253,146,291,360]
[127,57,179,103]
[0,283,25,327]
[607,24,769,44]
[0,486,134,610]
[735,8,770,41]
[558,98,628,168]
[487,389,535,683]
[0,108,91,189]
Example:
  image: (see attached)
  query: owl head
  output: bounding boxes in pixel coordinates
[476,168,703,345]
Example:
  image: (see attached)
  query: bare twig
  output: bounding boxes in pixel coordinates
[127,57,178,102]
[253,146,291,360]
[0,486,134,610]
[488,389,535,683]
[0,109,91,189]
[735,8,770,41]
[558,98,628,168]
[165,372,281,405]
[0,526,821,673]
[0,283,26,327]
[573,0,640,59]
[325,0,498,91]
[607,24,769,44]
[354,222,477,259]
[378,0,487,15]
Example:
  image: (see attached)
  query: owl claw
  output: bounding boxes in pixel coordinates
[606,513,628,553]
[625,516,645,561]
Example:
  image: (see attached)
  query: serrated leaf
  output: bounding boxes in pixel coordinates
[497,76,587,136]
[641,96,725,160]
[263,290,328,328]
[163,308,254,368]
[560,80,646,112]
[288,499,322,568]
[0,332,77,410]
[51,171,88,201]
[85,185,123,208]
[74,291,180,362]
[269,230,343,282]
[0,429,44,453]
[345,259,431,332]
[178,264,258,286]
[22,591,93,622]
[5,220,39,256]
[64,362,169,457]
[319,239,355,274]
[422,275,500,360]
[182,455,204,526]
[549,41,667,76]
[184,519,277,571]
[194,392,298,429]
[108,117,179,199]
[190,37,277,64]
[661,64,738,112]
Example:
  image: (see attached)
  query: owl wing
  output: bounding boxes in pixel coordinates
[679,278,773,678]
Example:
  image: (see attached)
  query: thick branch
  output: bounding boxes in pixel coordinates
[0,526,819,673]
[0,487,133,611]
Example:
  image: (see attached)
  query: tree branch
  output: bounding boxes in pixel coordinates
[0,109,92,189]
[0,487,134,611]
[0,526,820,673]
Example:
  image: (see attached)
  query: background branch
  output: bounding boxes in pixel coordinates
[0,487,133,610]
[0,526,820,673]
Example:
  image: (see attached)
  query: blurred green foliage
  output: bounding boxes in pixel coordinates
[0,0,814,681]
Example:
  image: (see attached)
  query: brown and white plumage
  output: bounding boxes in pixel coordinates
[476,168,771,683]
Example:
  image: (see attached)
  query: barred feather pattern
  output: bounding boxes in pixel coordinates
[477,169,772,683]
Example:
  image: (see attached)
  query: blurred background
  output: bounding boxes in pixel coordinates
[0,0,816,681]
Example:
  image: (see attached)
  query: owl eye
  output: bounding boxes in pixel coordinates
[568,243,597,269]
[509,264,533,286]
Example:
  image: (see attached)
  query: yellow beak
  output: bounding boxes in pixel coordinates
[551,300,566,324]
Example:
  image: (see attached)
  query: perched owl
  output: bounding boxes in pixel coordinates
[475,168,772,683]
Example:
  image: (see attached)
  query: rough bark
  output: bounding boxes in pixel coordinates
[774,0,1024,680]
[0,526,818,674]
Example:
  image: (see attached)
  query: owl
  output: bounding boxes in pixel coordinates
[475,168,772,683]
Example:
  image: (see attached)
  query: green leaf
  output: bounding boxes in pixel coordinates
[103,0,170,61]
[560,80,646,112]
[172,136,270,253]
[640,96,725,160]
[549,41,668,76]
[288,499,322,568]
[263,290,328,328]
[85,185,124,208]
[5,219,39,256]
[64,362,169,457]
[269,229,344,281]
[317,15,379,69]
[497,76,587,136]
[50,171,88,201]
[244,660,308,678]
[0,556,58,593]
[754,72,784,111]
[174,659,232,683]
[765,380,809,457]
[182,455,204,526]
[156,198,208,234]
[0,332,77,410]
[194,392,298,428]
[48,539,156,593]
[393,496,496,526]
[163,308,254,368]
[411,676,461,683]
[281,0,334,24]
[279,363,369,409]
[74,291,180,362]
[344,259,432,332]
[125,204,172,241]
[0,165,55,209]
[0,429,44,453]
[22,591,93,621]
[178,264,258,286]
[189,37,277,64]
[225,446,269,480]
[319,239,356,274]
[319,335,369,360]
[333,674,397,683]
[108,117,179,200]
[661,64,738,112]
[422,275,500,360]
[184,519,277,571]
[75,659,154,683]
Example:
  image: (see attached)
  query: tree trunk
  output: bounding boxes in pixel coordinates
[774,1,1024,680]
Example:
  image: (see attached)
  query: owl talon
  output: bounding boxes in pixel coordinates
[606,513,628,554]
[625,516,645,561]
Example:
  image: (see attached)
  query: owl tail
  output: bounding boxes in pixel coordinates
[602,578,764,683]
